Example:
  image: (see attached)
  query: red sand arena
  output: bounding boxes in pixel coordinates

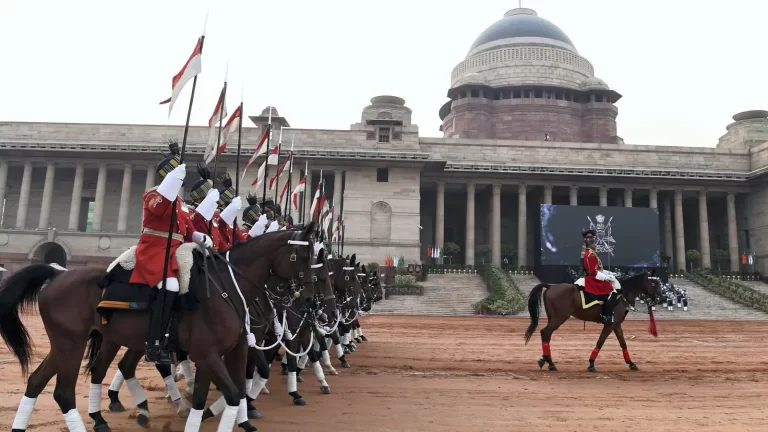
[1,314,766,431]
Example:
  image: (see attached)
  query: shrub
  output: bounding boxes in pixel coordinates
[395,274,417,287]
[687,269,768,313]
[473,264,526,315]
[710,249,729,271]
[686,249,701,271]
[385,286,423,297]
[367,262,380,272]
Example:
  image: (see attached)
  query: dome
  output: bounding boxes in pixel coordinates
[580,77,610,91]
[261,106,279,117]
[468,8,576,57]
[455,72,488,87]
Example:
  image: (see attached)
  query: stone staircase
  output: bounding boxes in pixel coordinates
[371,274,487,316]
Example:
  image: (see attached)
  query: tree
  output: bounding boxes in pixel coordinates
[686,249,701,272]
[710,249,729,271]
[443,242,460,264]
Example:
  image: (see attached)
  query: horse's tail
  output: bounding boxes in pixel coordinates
[83,330,103,377]
[524,283,549,345]
[0,264,62,376]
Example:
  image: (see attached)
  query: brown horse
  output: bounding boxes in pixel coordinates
[0,223,316,431]
[524,271,663,373]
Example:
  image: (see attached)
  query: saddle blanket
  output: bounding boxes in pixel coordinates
[106,243,197,295]
[574,278,608,309]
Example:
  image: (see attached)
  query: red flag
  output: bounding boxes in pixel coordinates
[291,176,306,211]
[212,104,242,162]
[251,145,280,187]
[204,86,228,163]
[269,152,291,191]
[279,177,291,208]
[308,182,321,217]
[160,37,203,116]
[242,127,270,181]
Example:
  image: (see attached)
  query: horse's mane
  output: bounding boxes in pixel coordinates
[227,228,298,254]
[618,272,648,291]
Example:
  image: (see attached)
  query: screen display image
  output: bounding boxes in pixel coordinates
[540,204,661,267]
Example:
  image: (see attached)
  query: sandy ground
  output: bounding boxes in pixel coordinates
[1,314,767,432]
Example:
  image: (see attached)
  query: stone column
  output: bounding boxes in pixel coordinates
[465,182,475,266]
[698,191,711,268]
[68,164,85,230]
[92,163,108,232]
[599,186,608,207]
[0,161,8,227]
[663,195,674,267]
[435,182,445,263]
[569,186,578,206]
[649,188,658,209]
[117,164,133,233]
[38,163,56,229]
[333,170,343,210]
[491,183,501,266]
[15,162,33,229]
[517,184,527,268]
[624,188,633,207]
[726,193,739,272]
[543,185,552,204]
[673,190,686,271]
[145,165,155,192]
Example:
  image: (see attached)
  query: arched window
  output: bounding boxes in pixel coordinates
[370,201,392,241]
[376,111,393,120]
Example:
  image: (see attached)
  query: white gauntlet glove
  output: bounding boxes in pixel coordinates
[196,189,220,221]
[220,196,242,226]
[265,220,279,233]
[192,231,213,249]
[157,163,186,200]
[595,271,609,281]
[248,214,268,238]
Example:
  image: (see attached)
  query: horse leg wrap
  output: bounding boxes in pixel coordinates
[217,405,239,432]
[542,342,551,358]
[298,354,309,369]
[125,377,147,406]
[622,349,632,363]
[109,370,124,391]
[312,361,329,387]
[184,408,203,432]
[589,348,601,361]
[209,396,227,416]
[63,409,87,432]
[88,383,102,414]
[247,376,268,400]
[282,354,288,365]
[287,372,298,393]
[11,396,37,430]
[335,343,345,358]
[179,359,195,385]
[245,379,253,397]
[236,398,248,424]
[322,350,335,369]
[164,374,182,402]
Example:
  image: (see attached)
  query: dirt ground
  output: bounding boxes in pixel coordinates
[1,314,767,432]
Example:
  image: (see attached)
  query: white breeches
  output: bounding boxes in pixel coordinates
[157,277,180,292]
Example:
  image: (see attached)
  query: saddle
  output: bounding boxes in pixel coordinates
[573,278,610,310]
[97,243,201,323]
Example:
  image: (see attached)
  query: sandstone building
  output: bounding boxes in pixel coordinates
[0,7,766,276]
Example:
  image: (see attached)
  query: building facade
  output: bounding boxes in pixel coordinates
[1,7,767,275]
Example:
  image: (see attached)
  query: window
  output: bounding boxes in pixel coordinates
[81,199,95,232]
[377,127,390,143]
[376,168,389,182]
[370,201,392,241]
[470,89,480,98]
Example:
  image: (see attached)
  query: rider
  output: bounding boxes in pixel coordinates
[131,140,214,364]
[213,173,242,251]
[186,163,221,249]
[582,230,622,324]
[236,193,261,241]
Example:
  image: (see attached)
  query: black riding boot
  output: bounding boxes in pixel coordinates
[601,292,615,324]
[145,290,177,365]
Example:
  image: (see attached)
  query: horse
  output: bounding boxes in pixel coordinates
[0,223,316,432]
[524,271,663,373]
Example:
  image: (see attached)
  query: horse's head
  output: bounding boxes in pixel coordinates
[334,254,361,311]
[641,269,664,306]
[312,247,337,322]
[369,270,383,303]
[620,270,662,307]
[270,222,317,308]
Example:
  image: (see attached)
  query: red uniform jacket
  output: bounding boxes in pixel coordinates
[130,188,193,287]
[235,226,250,242]
[214,212,234,251]
[583,249,614,295]
[187,207,225,252]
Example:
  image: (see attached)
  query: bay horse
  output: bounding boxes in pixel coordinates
[0,223,316,432]
[524,271,663,373]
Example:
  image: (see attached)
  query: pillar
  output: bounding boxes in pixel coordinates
[698,191,711,269]
[68,164,85,230]
[517,184,527,268]
[674,190,686,271]
[491,183,501,266]
[15,162,33,229]
[38,163,56,229]
[663,195,674,267]
[599,186,608,207]
[92,163,107,232]
[726,193,739,272]
[117,164,133,233]
[569,186,578,206]
[465,182,475,266]
[0,161,8,227]
[145,165,155,192]
[543,185,552,205]
[333,170,343,210]
[649,188,658,209]
[435,182,445,263]
[624,188,633,207]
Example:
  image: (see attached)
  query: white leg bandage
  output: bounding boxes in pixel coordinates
[298,354,309,369]
[247,376,268,400]
[164,375,182,402]
[236,398,248,424]
[184,408,204,432]
[358,328,364,336]
[312,361,329,387]
[245,378,253,396]
[287,372,298,393]
[63,409,87,432]
[88,383,102,414]
[180,359,195,382]
[209,396,227,416]
[322,350,334,368]
[217,405,239,432]
[11,396,37,430]
[109,369,124,391]
[335,344,344,358]
[125,376,147,406]
[282,354,288,365]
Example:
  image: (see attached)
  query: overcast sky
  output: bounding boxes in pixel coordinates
[1,0,765,147]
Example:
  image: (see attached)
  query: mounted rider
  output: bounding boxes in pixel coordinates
[186,163,222,250]
[132,140,214,364]
[213,173,242,251]
[235,193,261,241]
[582,229,622,324]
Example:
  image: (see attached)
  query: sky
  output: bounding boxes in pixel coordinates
[1,0,766,147]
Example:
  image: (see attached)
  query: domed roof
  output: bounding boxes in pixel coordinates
[455,72,488,87]
[580,77,610,91]
[468,8,576,56]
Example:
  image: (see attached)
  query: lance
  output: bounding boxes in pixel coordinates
[208,76,228,234]
[232,97,244,243]
[286,136,294,221]
[300,160,308,224]
[260,108,273,204]
[272,127,284,203]
[159,31,205,331]
[337,170,346,255]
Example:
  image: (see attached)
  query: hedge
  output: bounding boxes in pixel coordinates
[687,270,768,313]
[473,264,526,315]
[385,286,423,298]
